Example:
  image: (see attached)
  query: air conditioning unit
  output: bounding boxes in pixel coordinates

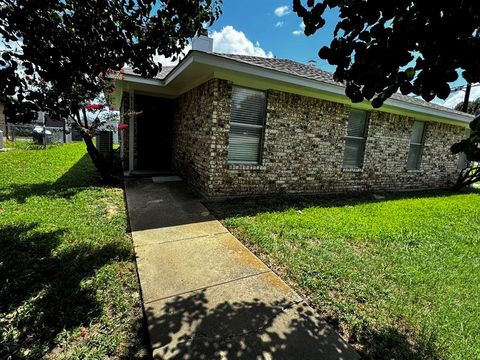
[36,111,45,124]
[96,131,113,159]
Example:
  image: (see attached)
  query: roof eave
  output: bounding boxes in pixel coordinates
[121,50,474,126]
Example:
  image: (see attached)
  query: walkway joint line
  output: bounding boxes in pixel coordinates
[145,270,272,305]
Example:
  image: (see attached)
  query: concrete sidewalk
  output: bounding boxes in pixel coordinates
[125,178,359,359]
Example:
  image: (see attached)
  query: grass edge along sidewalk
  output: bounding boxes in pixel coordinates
[0,142,149,359]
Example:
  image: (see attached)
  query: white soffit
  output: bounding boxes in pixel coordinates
[120,51,473,126]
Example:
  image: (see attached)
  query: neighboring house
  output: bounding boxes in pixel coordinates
[111,35,473,198]
[0,101,6,135]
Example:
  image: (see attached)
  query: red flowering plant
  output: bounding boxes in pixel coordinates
[1,0,222,182]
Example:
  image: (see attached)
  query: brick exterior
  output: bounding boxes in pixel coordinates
[122,79,465,198]
[172,79,218,191]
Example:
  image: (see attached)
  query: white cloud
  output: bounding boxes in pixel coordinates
[152,44,192,67]
[151,25,274,65]
[292,21,305,36]
[211,26,274,58]
[275,21,284,28]
[0,37,22,53]
[274,5,289,17]
[441,85,480,108]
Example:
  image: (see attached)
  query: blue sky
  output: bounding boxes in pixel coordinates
[209,0,339,72]
[160,0,474,108]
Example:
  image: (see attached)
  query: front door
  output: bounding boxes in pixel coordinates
[135,95,173,171]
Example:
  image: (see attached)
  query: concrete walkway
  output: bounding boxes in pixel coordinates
[125,178,359,359]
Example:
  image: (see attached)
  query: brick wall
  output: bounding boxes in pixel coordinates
[174,79,464,198]
[172,79,218,194]
[127,79,464,197]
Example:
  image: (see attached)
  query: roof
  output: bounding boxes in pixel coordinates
[123,65,174,80]
[119,51,473,124]
[212,53,470,118]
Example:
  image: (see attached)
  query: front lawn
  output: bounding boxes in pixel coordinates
[0,142,148,358]
[207,190,480,360]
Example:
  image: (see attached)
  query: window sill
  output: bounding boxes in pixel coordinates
[227,162,265,170]
[342,167,364,173]
[406,169,423,173]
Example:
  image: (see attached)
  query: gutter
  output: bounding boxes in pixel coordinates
[123,51,474,125]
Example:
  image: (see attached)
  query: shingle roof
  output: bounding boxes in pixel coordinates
[121,52,471,119]
[213,53,471,118]
[214,53,340,86]
[123,66,174,79]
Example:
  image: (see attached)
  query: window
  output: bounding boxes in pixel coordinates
[406,121,426,170]
[343,109,368,169]
[228,86,266,163]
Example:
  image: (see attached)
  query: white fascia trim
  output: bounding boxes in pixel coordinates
[163,56,194,86]
[383,98,472,124]
[125,51,473,125]
[180,52,473,125]
[121,56,194,87]
[189,51,346,94]
[122,74,163,86]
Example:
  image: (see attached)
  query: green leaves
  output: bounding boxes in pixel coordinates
[293,0,480,107]
[1,0,223,121]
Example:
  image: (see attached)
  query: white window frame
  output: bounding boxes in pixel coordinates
[227,86,266,164]
[406,121,426,171]
[342,109,369,169]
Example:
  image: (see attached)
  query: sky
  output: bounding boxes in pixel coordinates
[2,0,475,109]
[154,0,475,109]
[157,0,339,72]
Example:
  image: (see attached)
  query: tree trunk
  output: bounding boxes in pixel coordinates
[81,132,112,183]
[452,165,480,191]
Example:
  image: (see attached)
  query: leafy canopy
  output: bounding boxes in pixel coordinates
[293,0,480,107]
[0,0,221,180]
[0,0,222,118]
[455,97,480,116]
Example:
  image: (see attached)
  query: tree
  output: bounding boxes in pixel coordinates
[293,0,480,106]
[451,115,480,190]
[0,0,222,181]
[455,97,480,116]
[293,0,480,188]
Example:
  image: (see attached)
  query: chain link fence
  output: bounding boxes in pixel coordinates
[6,123,72,145]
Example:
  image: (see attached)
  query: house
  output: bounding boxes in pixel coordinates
[111,35,473,198]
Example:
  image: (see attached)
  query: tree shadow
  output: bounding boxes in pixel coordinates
[202,190,458,359]
[144,291,438,359]
[0,223,133,358]
[0,153,122,203]
[205,188,480,220]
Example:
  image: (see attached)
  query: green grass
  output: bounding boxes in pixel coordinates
[0,142,148,359]
[207,190,480,360]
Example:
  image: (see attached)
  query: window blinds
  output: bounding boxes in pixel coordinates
[343,110,368,169]
[228,87,266,163]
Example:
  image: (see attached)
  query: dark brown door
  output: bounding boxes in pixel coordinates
[135,94,173,171]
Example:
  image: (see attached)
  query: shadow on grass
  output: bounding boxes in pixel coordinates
[0,223,144,358]
[202,190,460,359]
[0,153,122,203]
[206,188,480,220]
[144,290,437,360]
